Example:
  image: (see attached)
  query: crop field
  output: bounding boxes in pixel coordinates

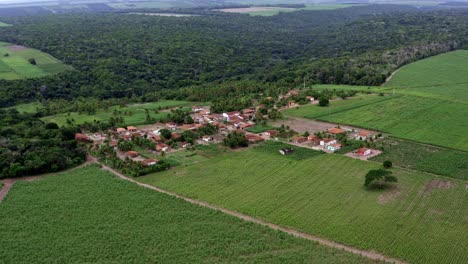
[318,95,468,151]
[139,142,468,264]
[370,137,468,180]
[0,22,11,27]
[386,50,468,103]
[283,94,393,119]
[40,100,193,126]
[0,165,369,263]
[0,42,71,80]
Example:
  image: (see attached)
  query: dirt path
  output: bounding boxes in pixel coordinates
[382,68,400,86]
[0,155,97,202]
[99,163,406,264]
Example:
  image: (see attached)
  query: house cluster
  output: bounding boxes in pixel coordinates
[278,90,315,108]
[190,106,257,131]
[289,127,378,153]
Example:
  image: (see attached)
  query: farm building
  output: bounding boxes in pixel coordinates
[327,143,342,152]
[279,148,294,155]
[141,158,158,167]
[355,148,372,156]
[292,136,308,144]
[327,127,346,135]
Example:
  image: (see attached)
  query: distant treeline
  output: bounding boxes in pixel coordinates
[0,5,467,107]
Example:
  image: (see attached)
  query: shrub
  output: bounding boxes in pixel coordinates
[383,160,393,169]
[364,169,397,189]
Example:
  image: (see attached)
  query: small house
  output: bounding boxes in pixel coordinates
[291,136,308,144]
[125,151,139,158]
[327,127,346,135]
[171,132,181,140]
[327,143,342,152]
[287,100,296,108]
[356,130,375,140]
[180,142,191,148]
[265,130,278,138]
[166,122,178,130]
[156,143,170,152]
[75,133,90,143]
[356,148,372,156]
[279,148,294,155]
[116,128,126,134]
[141,158,158,167]
[320,138,337,146]
[202,135,213,142]
[127,126,138,132]
[306,96,315,102]
[246,134,265,143]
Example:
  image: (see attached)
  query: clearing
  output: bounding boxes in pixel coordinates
[385,50,468,103]
[40,100,194,126]
[0,22,11,27]
[0,41,71,80]
[139,142,468,264]
[0,165,369,263]
[218,4,358,16]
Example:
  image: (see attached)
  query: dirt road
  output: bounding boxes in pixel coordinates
[99,163,407,264]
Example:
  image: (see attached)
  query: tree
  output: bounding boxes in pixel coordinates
[28,58,37,65]
[364,169,397,189]
[318,97,329,107]
[303,131,310,137]
[223,131,248,148]
[159,129,172,140]
[45,122,59,129]
[383,160,393,169]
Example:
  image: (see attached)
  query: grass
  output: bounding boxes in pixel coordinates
[0,165,369,263]
[0,22,11,27]
[246,123,275,133]
[40,100,193,126]
[139,143,468,264]
[283,94,393,119]
[318,95,468,151]
[370,137,468,180]
[0,41,71,80]
[310,84,384,93]
[386,50,468,103]
[4,102,43,113]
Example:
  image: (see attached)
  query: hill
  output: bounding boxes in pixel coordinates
[0,165,368,263]
[139,142,468,264]
[0,42,71,80]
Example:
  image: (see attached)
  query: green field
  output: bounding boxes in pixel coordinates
[0,42,71,80]
[5,102,43,113]
[370,137,468,180]
[139,142,468,264]
[283,94,393,119]
[0,165,369,263]
[386,50,468,103]
[318,95,468,151]
[0,22,11,27]
[41,100,193,126]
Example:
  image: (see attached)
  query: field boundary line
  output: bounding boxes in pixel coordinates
[98,162,407,264]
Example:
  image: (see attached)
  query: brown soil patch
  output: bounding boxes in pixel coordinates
[377,187,401,204]
[424,180,454,195]
[8,45,27,51]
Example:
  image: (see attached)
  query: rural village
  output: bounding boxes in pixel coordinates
[75,89,383,174]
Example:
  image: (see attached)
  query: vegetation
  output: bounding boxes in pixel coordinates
[0,6,466,106]
[40,100,192,127]
[0,165,369,263]
[283,94,391,119]
[370,137,468,180]
[139,143,467,264]
[245,124,275,133]
[223,131,248,148]
[364,169,397,189]
[386,50,468,103]
[383,160,393,169]
[319,96,468,151]
[0,109,86,179]
[0,41,71,80]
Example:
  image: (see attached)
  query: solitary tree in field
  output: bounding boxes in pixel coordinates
[364,169,397,189]
[318,97,329,107]
[28,58,36,65]
[383,160,393,169]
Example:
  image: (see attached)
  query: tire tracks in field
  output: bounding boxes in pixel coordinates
[98,162,407,264]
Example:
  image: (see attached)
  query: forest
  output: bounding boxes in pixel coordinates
[0,5,466,107]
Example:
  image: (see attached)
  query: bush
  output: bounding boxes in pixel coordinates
[383,160,393,169]
[318,97,329,107]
